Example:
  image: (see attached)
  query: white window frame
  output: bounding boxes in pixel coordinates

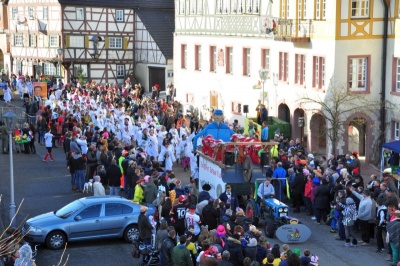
[246,0,252,13]
[189,0,196,14]
[227,47,233,74]
[115,10,124,22]
[351,0,369,18]
[28,7,34,19]
[195,45,202,71]
[29,34,35,47]
[116,65,125,77]
[69,36,85,48]
[313,56,325,89]
[14,35,23,46]
[315,0,326,20]
[396,58,400,92]
[109,37,123,49]
[73,64,88,78]
[12,7,17,20]
[222,0,229,14]
[43,63,60,76]
[49,35,59,47]
[197,0,203,14]
[179,0,186,15]
[298,0,306,19]
[43,6,48,20]
[262,48,270,75]
[395,121,400,140]
[16,60,23,73]
[216,0,222,14]
[76,7,84,20]
[244,48,251,76]
[349,57,367,91]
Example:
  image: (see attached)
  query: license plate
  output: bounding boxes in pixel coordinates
[280,213,287,217]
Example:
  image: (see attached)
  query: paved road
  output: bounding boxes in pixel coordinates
[0,98,387,266]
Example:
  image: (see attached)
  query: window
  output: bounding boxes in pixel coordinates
[49,35,59,47]
[226,47,233,74]
[115,10,124,22]
[231,101,242,115]
[279,52,289,81]
[197,0,203,14]
[394,58,400,92]
[186,93,195,104]
[116,65,125,77]
[14,35,23,46]
[189,0,196,14]
[216,0,222,14]
[281,0,289,18]
[179,0,185,14]
[12,7,17,20]
[348,56,369,91]
[69,36,85,48]
[109,37,122,49]
[105,203,132,216]
[43,6,48,20]
[181,44,187,69]
[245,0,259,13]
[78,204,101,219]
[394,121,400,140]
[298,0,306,19]
[16,60,22,73]
[313,56,325,89]
[28,7,34,19]
[210,46,217,72]
[351,0,369,18]
[315,0,326,20]
[261,49,270,76]
[195,45,202,71]
[73,64,88,78]
[222,0,229,14]
[29,34,35,47]
[76,7,84,20]
[295,54,306,85]
[44,63,60,76]
[243,48,251,76]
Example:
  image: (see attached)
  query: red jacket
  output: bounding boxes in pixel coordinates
[304,180,312,198]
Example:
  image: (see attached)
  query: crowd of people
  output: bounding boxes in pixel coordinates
[2,73,400,266]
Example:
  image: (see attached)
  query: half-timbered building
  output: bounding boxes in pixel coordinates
[0,0,174,89]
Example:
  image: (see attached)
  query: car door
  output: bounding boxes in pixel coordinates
[102,203,134,237]
[69,204,102,240]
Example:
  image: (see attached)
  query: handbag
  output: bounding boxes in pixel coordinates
[131,245,140,258]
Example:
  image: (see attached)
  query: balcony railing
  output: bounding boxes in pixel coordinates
[274,19,312,42]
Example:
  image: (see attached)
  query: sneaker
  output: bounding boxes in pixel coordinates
[43,159,46,162]
[376,248,383,253]
[345,242,351,247]
[350,243,357,247]
[311,216,317,220]
[51,159,54,161]
[330,229,337,233]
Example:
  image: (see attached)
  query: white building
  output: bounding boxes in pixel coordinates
[174,0,400,163]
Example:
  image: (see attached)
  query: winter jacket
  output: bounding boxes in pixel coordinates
[199,255,220,266]
[172,244,193,266]
[202,203,220,230]
[144,181,158,204]
[304,180,312,198]
[133,184,144,203]
[198,191,211,203]
[243,245,257,261]
[224,237,244,266]
[138,213,153,240]
[162,236,176,266]
[255,245,268,264]
[106,164,122,187]
[291,172,306,195]
[352,191,372,221]
[313,183,330,209]
[217,260,234,266]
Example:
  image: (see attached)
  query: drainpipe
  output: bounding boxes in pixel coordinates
[380,0,389,163]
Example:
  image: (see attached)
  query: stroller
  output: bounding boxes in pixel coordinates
[132,240,159,266]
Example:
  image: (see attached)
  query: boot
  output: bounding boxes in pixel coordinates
[43,153,49,161]
[49,153,54,161]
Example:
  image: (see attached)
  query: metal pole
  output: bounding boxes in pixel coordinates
[262,81,265,105]
[9,131,16,227]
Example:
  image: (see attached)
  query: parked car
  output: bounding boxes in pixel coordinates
[22,196,155,250]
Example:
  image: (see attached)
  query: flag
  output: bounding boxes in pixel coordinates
[254,181,258,199]
[286,179,290,199]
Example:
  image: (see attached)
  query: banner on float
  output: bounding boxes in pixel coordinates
[198,156,224,199]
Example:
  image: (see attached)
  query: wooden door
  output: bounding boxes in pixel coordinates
[148,67,165,92]
[210,90,218,110]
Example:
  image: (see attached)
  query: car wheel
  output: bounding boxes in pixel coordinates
[45,231,66,250]
[124,224,139,243]
[264,218,276,238]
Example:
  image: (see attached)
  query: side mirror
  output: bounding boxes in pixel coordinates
[74,215,82,221]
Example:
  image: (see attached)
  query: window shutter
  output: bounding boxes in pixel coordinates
[104,37,109,49]
[44,35,49,47]
[123,37,128,50]
[57,35,61,47]
[12,34,15,46]
[24,34,29,47]
[84,36,89,48]
[65,35,70,48]
[33,35,37,47]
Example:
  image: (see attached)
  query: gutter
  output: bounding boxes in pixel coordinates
[380,0,389,162]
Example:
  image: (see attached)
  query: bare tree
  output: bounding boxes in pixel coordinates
[297,82,384,158]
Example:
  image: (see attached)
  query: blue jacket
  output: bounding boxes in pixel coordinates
[193,122,234,149]
[273,167,287,188]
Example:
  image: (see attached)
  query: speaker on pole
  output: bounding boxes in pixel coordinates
[243,105,249,114]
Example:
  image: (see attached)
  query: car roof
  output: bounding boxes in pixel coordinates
[78,196,133,204]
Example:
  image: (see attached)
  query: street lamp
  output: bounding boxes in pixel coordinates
[259,68,268,105]
[3,111,17,227]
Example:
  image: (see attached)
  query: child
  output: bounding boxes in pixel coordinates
[282,244,293,257]
[309,254,319,266]
[300,249,311,266]
[329,197,340,233]
[375,199,387,252]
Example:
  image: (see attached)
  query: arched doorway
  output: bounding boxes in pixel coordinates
[310,113,326,155]
[293,108,306,144]
[348,117,366,156]
[278,104,290,123]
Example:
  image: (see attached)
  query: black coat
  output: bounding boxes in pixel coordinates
[243,245,257,261]
[224,237,244,266]
[106,164,122,187]
[138,213,153,240]
[202,203,219,230]
[291,172,306,195]
[314,183,330,209]
[198,191,211,203]
[162,236,176,266]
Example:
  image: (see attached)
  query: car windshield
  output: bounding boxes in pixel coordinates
[55,200,85,218]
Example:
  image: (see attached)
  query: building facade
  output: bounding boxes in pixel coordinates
[0,0,175,91]
[173,0,400,163]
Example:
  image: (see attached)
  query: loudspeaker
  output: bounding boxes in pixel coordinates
[243,105,249,114]
[225,151,235,166]
[261,152,269,166]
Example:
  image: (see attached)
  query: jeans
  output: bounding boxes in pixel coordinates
[338,215,346,239]
[75,170,85,190]
[331,218,337,230]
[70,172,76,187]
[127,185,134,200]
[39,130,46,144]
[109,186,120,196]
[390,242,400,265]
[359,219,370,243]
